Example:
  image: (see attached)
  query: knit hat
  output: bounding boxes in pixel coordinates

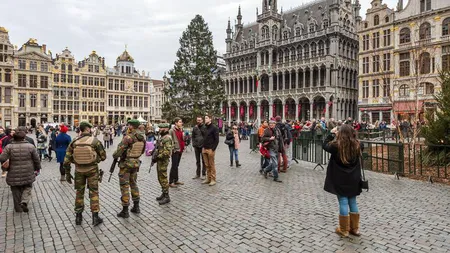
[275,116,282,122]
[60,125,68,133]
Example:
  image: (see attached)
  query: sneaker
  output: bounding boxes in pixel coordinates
[201,179,211,184]
[273,178,283,183]
[192,175,200,179]
[209,180,216,186]
[1,171,6,178]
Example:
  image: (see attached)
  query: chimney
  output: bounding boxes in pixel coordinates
[42,44,47,54]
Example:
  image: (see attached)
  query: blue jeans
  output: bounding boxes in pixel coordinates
[228,146,238,161]
[337,196,359,216]
[263,150,279,179]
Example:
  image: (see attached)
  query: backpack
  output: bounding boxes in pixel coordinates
[73,136,98,165]
[0,136,8,154]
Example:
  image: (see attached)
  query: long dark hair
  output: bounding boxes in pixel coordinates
[331,124,361,164]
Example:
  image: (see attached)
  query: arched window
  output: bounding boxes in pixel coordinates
[68,64,73,72]
[61,63,66,73]
[419,52,431,74]
[443,17,450,36]
[272,25,278,41]
[283,31,288,40]
[304,44,310,59]
[295,27,301,37]
[419,22,431,40]
[374,15,380,26]
[309,23,315,33]
[385,16,390,23]
[400,28,411,44]
[399,84,408,97]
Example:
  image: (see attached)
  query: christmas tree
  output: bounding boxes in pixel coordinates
[163,15,225,124]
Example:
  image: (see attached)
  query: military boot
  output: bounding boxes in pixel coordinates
[158,193,170,205]
[75,213,82,225]
[230,160,233,167]
[130,201,140,214]
[156,192,164,201]
[117,206,130,218]
[92,212,103,226]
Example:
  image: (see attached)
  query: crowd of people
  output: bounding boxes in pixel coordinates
[0,114,372,238]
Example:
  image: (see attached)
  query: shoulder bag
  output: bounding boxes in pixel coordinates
[360,155,369,192]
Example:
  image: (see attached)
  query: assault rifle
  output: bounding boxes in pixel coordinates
[108,158,118,182]
[149,134,160,173]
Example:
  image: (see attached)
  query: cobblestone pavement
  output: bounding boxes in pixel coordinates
[1,132,450,253]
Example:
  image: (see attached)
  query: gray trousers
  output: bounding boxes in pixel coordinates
[11,184,32,212]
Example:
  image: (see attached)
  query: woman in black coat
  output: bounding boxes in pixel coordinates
[323,124,363,238]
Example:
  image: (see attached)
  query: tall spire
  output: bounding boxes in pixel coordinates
[237,5,243,27]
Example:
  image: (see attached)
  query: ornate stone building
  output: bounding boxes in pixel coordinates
[358,0,450,123]
[14,38,53,127]
[392,0,449,121]
[151,78,165,123]
[223,0,359,124]
[0,27,14,127]
[357,0,395,123]
[52,48,81,126]
[78,51,107,124]
[106,49,154,124]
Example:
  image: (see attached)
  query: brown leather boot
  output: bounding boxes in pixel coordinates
[335,215,350,237]
[349,212,361,236]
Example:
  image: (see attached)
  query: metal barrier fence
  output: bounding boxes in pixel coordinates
[292,132,330,169]
[288,131,449,183]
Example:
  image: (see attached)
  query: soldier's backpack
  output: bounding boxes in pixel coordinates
[73,136,98,165]
[127,140,145,159]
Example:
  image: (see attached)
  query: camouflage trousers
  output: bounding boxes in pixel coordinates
[74,168,100,213]
[157,160,169,193]
[118,167,140,206]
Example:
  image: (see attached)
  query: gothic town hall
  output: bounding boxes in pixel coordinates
[223,0,360,123]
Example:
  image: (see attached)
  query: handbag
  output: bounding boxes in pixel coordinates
[224,137,234,146]
[360,155,369,192]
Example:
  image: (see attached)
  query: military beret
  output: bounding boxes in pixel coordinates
[79,121,93,128]
[158,123,170,128]
[127,119,140,126]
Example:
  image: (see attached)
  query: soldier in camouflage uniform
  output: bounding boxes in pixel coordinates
[154,123,173,205]
[64,121,106,226]
[113,119,146,218]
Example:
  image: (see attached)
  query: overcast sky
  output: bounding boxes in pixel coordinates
[1,0,398,80]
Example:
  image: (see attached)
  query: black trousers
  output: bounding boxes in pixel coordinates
[169,152,182,184]
[48,147,53,158]
[59,163,65,176]
[194,147,206,176]
[104,140,110,149]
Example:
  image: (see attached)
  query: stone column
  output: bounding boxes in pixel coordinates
[256,102,260,122]
[318,68,322,87]
[303,70,306,88]
[257,52,261,67]
[295,69,299,89]
[310,69,314,87]
[246,103,250,122]
[228,106,232,124]
[269,74,273,91]
[309,102,314,120]
[326,66,331,86]
[269,48,273,68]
[282,72,286,90]
[325,101,330,120]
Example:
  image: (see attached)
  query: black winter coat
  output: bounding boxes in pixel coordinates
[192,124,207,148]
[323,134,363,197]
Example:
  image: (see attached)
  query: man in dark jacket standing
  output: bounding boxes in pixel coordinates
[275,116,288,173]
[261,120,282,182]
[202,115,219,186]
[192,116,207,179]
